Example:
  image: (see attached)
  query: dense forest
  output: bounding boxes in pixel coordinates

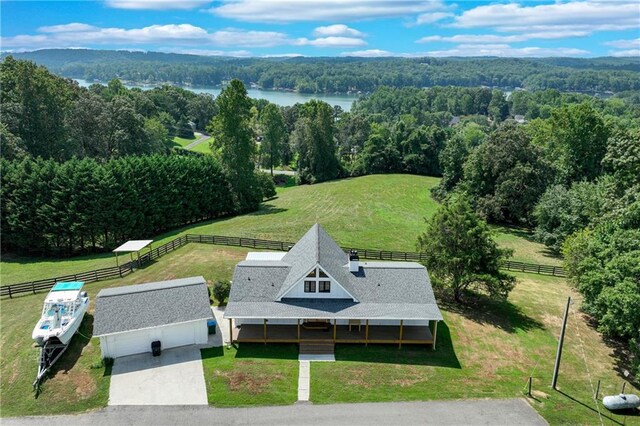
[1,56,638,375]
[5,49,640,94]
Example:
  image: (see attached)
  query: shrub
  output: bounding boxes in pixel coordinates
[212,280,231,305]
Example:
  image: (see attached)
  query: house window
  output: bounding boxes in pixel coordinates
[318,269,328,278]
[304,280,316,293]
[319,281,331,293]
[307,269,317,277]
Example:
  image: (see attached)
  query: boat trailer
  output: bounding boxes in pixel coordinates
[33,337,68,392]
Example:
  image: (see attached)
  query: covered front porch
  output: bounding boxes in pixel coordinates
[227,319,439,349]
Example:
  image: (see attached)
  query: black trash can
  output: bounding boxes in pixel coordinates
[151,340,161,357]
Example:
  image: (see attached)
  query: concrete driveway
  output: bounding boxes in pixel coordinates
[109,346,207,405]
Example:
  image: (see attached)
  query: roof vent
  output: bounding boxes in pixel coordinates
[349,250,359,273]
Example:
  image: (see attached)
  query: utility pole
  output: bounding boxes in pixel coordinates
[552,296,571,389]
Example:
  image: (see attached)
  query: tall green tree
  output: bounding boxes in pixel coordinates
[292,99,341,184]
[259,103,287,176]
[208,79,260,211]
[462,122,551,225]
[417,195,516,302]
[549,102,610,183]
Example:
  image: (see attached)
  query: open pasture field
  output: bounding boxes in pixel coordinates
[0,175,560,286]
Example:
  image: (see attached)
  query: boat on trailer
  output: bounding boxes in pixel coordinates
[32,282,89,389]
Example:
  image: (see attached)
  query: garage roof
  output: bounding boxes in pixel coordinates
[93,276,213,336]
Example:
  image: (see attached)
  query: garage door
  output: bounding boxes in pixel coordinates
[112,330,152,357]
[162,322,197,349]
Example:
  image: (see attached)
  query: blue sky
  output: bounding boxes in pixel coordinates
[1,1,639,57]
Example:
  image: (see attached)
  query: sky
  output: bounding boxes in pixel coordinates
[1,0,639,58]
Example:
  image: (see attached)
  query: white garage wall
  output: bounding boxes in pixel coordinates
[99,320,209,358]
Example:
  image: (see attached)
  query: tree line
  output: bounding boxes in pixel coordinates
[7,49,640,94]
[1,56,217,161]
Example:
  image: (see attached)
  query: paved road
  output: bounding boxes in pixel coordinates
[260,168,296,176]
[5,399,547,425]
[184,132,211,150]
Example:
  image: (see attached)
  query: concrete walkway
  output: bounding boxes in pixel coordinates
[5,399,548,425]
[211,306,229,346]
[297,360,310,401]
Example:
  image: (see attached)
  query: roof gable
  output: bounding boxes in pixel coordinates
[275,224,355,300]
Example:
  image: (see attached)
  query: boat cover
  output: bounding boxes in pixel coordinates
[52,282,84,291]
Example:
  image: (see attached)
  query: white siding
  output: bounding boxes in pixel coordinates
[235,318,429,326]
[99,320,208,358]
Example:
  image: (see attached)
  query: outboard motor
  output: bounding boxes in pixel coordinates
[80,291,88,298]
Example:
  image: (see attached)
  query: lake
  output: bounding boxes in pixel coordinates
[74,79,359,111]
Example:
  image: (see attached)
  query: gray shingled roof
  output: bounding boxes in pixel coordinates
[275,224,356,300]
[94,276,213,336]
[226,225,443,321]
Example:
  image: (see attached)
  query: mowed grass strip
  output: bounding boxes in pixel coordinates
[172,135,196,148]
[201,344,299,407]
[1,174,560,285]
[310,272,637,425]
[0,245,250,417]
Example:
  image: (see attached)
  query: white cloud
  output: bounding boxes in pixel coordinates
[603,38,640,49]
[209,0,446,23]
[262,53,305,57]
[105,0,211,10]
[423,44,590,57]
[297,36,366,48]
[313,24,364,38]
[1,23,297,49]
[415,12,453,25]
[160,48,252,57]
[418,31,590,44]
[609,49,640,57]
[340,49,393,57]
[452,1,639,33]
[39,23,97,33]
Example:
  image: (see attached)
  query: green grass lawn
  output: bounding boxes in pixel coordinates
[190,140,212,154]
[1,175,560,284]
[172,135,196,148]
[311,272,638,425]
[201,344,299,406]
[1,245,636,422]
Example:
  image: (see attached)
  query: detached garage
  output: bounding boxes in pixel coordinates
[94,276,213,359]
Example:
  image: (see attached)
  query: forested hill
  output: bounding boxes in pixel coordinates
[5,49,640,94]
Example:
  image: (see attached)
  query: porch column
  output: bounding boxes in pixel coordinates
[365,320,369,346]
[297,319,300,342]
[333,319,337,341]
[263,319,267,344]
[433,320,438,350]
[399,320,404,348]
[228,318,233,344]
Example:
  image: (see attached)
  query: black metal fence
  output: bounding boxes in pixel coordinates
[1,233,565,298]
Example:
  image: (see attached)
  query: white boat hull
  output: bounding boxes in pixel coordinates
[32,297,89,346]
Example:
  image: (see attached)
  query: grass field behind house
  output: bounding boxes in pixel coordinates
[0,175,560,285]
[1,245,636,421]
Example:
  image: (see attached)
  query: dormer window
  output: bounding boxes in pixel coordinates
[304,281,316,293]
[319,281,331,293]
